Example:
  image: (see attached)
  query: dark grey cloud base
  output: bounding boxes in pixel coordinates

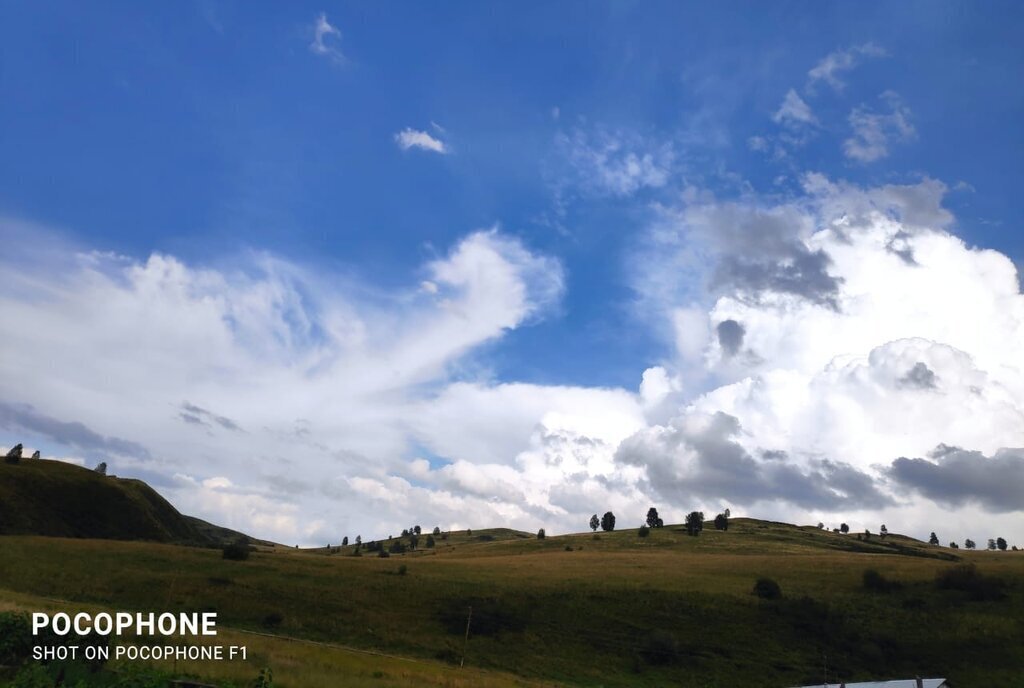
[890,444,1024,512]
[0,401,150,460]
[617,412,892,511]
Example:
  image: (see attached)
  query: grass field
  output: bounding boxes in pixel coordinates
[1,519,1022,687]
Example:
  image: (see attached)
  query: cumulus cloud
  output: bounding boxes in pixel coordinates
[642,193,843,308]
[843,91,915,162]
[617,411,892,511]
[309,13,344,64]
[807,42,887,92]
[716,320,745,357]
[623,171,1024,540]
[395,128,448,154]
[890,446,1024,512]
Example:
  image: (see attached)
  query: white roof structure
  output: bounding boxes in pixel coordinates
[792,680,947,688]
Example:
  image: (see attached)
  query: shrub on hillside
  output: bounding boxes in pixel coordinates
[935,563,1005,601]
[863,569,901,593]
[752,577,782,600]
[0,612,32,666]
[638,524,650,537]
[222,540,251,561]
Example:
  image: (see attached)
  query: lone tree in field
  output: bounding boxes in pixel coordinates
[601,511,616,532]
[714,513,729,531]
[342,536,348,546]
[537,528,546,539]
[997,537,1008,551]
[589,514,600,532]
[413,525,422,535]
[433,526,441,536]
[965,538,976,550]
[685,511,704,537]
[950,541,959,549]
[4,444,23,464]
[94,462,107,476]
[929,532,940,546]
[355,535,362,545]
[988,538,997,550]
[840,523,849,534]
[426,534,435,548]
[880,524,888,539]
[646,507,663,528]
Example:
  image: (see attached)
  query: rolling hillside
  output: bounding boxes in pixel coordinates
[0,458,258,545]
[1,514,1022,687]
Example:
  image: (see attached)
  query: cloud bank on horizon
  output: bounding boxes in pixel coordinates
[1,8,1022,545]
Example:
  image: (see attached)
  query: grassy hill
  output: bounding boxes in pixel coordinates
[0,458,259,546]
[1,516,1022,687]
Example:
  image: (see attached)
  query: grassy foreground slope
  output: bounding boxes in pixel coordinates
[1,520,1023,687]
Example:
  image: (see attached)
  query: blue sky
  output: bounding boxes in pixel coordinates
[2,2,1023,543]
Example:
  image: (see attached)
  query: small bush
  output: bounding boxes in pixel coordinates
[378,549,390,558]
[752,577,782,600]
[252,667,274,688]
[592,534,601,541]
[0,612,32,666]
[397,564,407,576]
[863,569,901,593]
[262,612,283,629]
[564,545,573,551]
[638,524,650,538]
[935,563,1006,601]
[222,541,250,561]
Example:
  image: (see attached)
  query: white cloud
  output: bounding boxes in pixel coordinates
[309,13,344,65]
[395,128,448,154]
[554,127,675,197]
[807,42,888,92]
[843,91,916,162]
[4,170,1023,547]
[773,89,817,127]
[0,223,595,543]
[621,174,1024,541]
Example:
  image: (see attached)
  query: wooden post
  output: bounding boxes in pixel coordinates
[460,606,473,668]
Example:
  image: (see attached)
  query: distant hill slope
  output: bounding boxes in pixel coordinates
[0,458,259,545]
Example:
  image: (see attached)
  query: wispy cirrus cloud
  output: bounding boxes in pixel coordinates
[395,127,448,154]
[807,42,887,92]
[309,13,344,65]
[844,91,915,162]
[773,89,817,128]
